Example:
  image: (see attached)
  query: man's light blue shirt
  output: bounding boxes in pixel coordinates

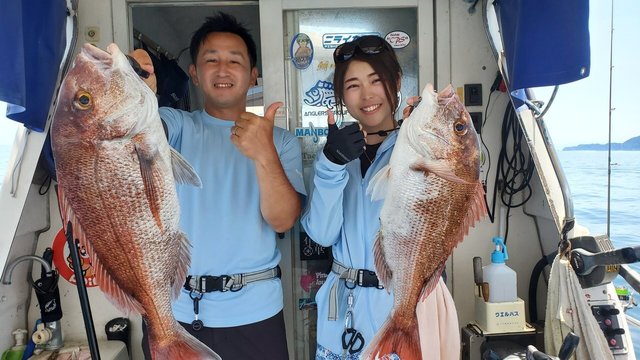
[160,107,306,327]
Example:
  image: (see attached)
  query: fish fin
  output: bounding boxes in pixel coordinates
[419,264,446,302]
[56,187,146,316]
[373,231,393,292]
[171,147,202,187]
[93,255,146,316]
[135,143,164,230]
[456,181,488,242]
[413,184,485,305]
[367,164,391,201]
[171,231,192,299]
[56,186,73,233]
[411,160,472,184]
[470,180,489,221]
[362,310,421,360]
[431,182,487,266]
[150,322,221,360]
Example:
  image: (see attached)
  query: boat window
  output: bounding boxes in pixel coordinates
[0,101,20,191]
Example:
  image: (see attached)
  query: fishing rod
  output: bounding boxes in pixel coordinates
[606,0,615,238]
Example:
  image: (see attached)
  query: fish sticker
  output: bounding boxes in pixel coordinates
[304,80,336,108]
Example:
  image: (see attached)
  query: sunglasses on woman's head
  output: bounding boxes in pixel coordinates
[333,36,387,63]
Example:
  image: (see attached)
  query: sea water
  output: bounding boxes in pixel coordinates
[559,150,640,354]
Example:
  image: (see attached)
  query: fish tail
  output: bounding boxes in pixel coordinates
[363,312,421,360]
[151,326,221,360]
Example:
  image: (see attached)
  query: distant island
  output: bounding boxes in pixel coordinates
[563,135,640,151]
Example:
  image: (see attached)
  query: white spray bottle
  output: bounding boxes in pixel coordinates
[483,236,517,303]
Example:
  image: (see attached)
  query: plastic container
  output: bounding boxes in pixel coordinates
[483,236,517,303]
[1,329,27,360]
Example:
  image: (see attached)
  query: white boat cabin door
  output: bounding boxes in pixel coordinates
[111,1,433,358]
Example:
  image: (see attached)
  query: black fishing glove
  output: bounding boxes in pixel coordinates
[323,122,365,165]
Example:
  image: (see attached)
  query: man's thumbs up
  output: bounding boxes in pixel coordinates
[263,102,283,124]
[232,102,284,162]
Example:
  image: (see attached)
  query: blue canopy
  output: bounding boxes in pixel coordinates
[0,0,67,132]
[494,0,591,90]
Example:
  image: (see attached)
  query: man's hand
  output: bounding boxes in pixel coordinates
[128,49,157,93]
[232,102,301,232]
[323,110,365,165]
[231,102,282,163]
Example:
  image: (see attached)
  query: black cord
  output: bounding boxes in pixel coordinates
[486,102,535,244]
[481,91,493,187]
[528,256,550,323]
[366,119,403,137]
[38,175,52,195]
[368,127,399,137]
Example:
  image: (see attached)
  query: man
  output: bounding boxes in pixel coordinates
[130,12,305,359]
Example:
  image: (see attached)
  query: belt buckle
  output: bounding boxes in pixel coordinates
[357,269,383,289]
[205,275,229,292]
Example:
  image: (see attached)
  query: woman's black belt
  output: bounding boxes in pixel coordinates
[328,260,383,321]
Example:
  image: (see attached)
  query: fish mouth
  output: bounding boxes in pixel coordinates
[436,85,456,106]
[81,43,113,63]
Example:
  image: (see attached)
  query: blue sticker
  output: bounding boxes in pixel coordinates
[304,80,336,108]
[321,32,380,49]
[295,123,329,143]
[291,33,314,70]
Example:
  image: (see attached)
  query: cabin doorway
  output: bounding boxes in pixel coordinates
[112,1,428,359]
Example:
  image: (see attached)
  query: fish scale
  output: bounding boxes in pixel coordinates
[363,84,487,360]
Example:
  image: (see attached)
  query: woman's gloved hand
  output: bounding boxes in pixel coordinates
[323,109,365,165]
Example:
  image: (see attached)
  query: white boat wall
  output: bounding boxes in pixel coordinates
[0,0,637,359]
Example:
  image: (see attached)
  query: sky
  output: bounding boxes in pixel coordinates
[0,0,638,150]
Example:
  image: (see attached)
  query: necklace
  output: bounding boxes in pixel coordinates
[364,143,380,163]
[363,150,374,165]
[360,143,380,177]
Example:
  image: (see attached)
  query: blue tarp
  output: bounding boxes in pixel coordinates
[0,0,67,133]
[494,0,591,91]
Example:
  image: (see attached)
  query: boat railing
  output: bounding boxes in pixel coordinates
[620,265,640,295]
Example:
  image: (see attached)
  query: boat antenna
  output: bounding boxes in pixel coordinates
[606,0,615,238]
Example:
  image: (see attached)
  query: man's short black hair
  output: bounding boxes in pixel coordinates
[189,12,258,68]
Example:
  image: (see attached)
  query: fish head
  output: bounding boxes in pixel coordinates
[407,84,481,183]
[51,43,157,143]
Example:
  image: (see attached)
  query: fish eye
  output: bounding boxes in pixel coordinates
[454,120,467,135]
[74,91,93,110]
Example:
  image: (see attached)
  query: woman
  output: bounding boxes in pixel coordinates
[301,35,459,360]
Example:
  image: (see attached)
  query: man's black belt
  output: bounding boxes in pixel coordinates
[184,265,281,293]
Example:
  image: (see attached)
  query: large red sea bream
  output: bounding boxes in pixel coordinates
[51,43,220,360]
[364,84,487,360]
